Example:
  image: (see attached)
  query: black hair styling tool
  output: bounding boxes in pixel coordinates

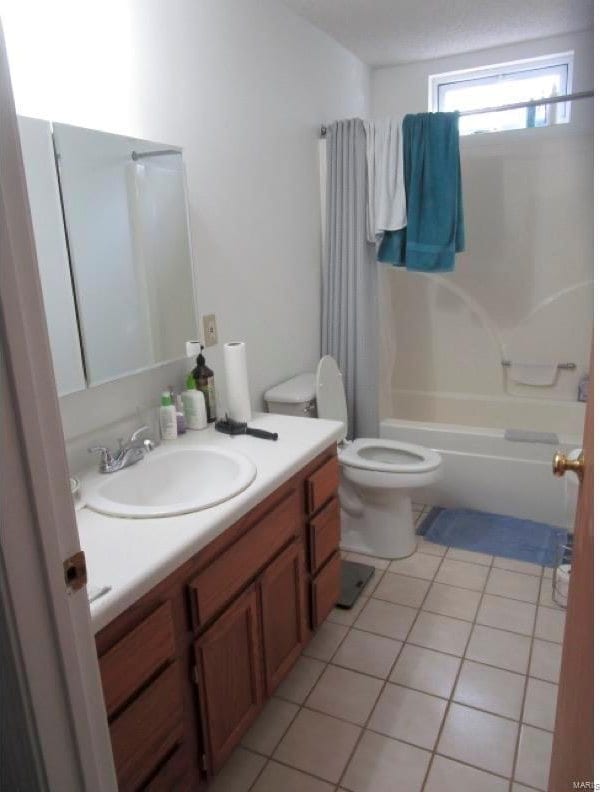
[215,416,278,441]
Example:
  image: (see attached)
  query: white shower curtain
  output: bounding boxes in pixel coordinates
[321,119,379,439]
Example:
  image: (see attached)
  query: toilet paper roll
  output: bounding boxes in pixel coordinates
[224,341,252,423]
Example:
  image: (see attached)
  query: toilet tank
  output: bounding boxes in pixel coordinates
[264,373,317,417]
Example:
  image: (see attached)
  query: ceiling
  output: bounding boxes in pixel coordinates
[280,0,593,67]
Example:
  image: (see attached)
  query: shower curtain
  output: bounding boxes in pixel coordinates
[321,119,379,439]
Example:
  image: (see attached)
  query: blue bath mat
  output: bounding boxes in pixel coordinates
[418,507,568,567]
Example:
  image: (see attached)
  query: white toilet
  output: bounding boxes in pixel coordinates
[265,356,443,559]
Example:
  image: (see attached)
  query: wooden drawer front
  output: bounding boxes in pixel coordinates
[99,601,176,718]
[260,542,306,695]
[189,490,300,629]
[195,586,263,772]
[309,496,341,574]
[311,551,341,629]
[143,744,194,792]
[306,456,339,516]
[110,662,184,792]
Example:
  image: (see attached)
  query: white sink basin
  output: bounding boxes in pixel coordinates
[85,447,256,518]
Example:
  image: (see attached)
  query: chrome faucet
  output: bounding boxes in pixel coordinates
[88,425,157,473]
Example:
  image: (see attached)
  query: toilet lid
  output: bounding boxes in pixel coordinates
[316,356,348,440]
[339,438,442,473]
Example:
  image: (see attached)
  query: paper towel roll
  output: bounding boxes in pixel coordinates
[224,341,252,422]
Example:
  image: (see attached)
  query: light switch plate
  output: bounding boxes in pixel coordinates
[202,314,218,347]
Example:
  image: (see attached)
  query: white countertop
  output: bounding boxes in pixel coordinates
[78,413,342,634]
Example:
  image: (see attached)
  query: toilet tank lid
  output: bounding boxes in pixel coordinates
[264,373,316,404]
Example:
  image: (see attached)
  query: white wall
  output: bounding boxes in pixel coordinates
[372,31,593,432]
[2,0,369,471]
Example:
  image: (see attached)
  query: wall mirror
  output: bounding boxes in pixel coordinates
[18,117,198,394]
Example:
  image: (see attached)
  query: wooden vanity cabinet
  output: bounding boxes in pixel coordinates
[95,444,341,789]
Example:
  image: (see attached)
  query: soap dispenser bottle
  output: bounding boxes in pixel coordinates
[182,374,208,430]
[193,346,216,423]
[159,391,178,440]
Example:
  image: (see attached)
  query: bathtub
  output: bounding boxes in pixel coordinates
[381,405,582,528]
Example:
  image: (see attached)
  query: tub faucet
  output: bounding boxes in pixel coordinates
[88,425,157,473]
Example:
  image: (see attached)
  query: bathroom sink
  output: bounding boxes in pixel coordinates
[85,447,256,518]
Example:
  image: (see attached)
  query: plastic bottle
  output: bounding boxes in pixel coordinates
[159,391,178,440]
[182,374,208,430]
[193,346,216,423]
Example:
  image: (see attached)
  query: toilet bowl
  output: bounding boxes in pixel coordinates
[264,357,443,559]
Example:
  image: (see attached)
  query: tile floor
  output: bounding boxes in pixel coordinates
[208,504,564,792]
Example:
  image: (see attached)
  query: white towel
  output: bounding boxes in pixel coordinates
[364,120,406,244]
[508,363,558,387]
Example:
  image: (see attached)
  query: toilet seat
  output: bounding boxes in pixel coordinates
[339,438,441,474]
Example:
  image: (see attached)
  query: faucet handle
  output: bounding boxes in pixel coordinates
[130,424,150,442]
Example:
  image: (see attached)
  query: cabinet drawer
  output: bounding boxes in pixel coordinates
[143,744,194,792]
[306,456,339,516]
[308,496,341,573]
[110,662,184,792]
[99,601,176,718]
[189,490,300,629]
[311,551,341,629]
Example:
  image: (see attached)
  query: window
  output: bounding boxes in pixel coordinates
[429,52,573,135]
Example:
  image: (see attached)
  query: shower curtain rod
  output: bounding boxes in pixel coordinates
[319,89,594,136]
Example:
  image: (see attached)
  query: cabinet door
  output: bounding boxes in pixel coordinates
[194,586,263,773]
[260,542,306,695]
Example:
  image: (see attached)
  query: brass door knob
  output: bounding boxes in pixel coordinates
[553,451,584,481]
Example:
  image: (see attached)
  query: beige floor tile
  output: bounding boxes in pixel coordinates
[390,644,460,699]
[327,597,367,627]
[466,625,531,674]
[493,557,542,577]
[209,747,266,792]
[389,552,442,580]
[529,639,562,684]
[485,568,539,603]
[342,729,431,792]
[424,755,510,792]
[368,683,447,750]
[453,660,525,719]
[437,703,518,777]
[476,594,536,635]
[535,606,566,643]
[435,558,489,591]
[523,678,559,731]
[512,785,540,792]
[359,568,384,599]
[373,571,430,608]
[408,611,472,656]
[303,622,349,661]
[354,598,418,641]
[275,656,326,704]
[273,708,360,784]
[241,697,298,755]
[416,536,446,556]
[422,582,481,621]
[344,551,390,570]
[445,547,493,566]
[252,761,334,792]
[333,628,402,679]
[543,566,553,579]
[305,665,383,725]
[538,578,563,610]
[514,725,553,790]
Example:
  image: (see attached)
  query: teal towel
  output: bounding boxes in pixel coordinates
[378,112,464,272]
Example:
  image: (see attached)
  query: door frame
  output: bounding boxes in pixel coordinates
[0,19,117,792]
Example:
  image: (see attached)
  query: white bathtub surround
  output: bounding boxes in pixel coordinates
[381,418,579,528]
[372,31,593,436]
[77,413,342,633]
[508,363,559,387]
